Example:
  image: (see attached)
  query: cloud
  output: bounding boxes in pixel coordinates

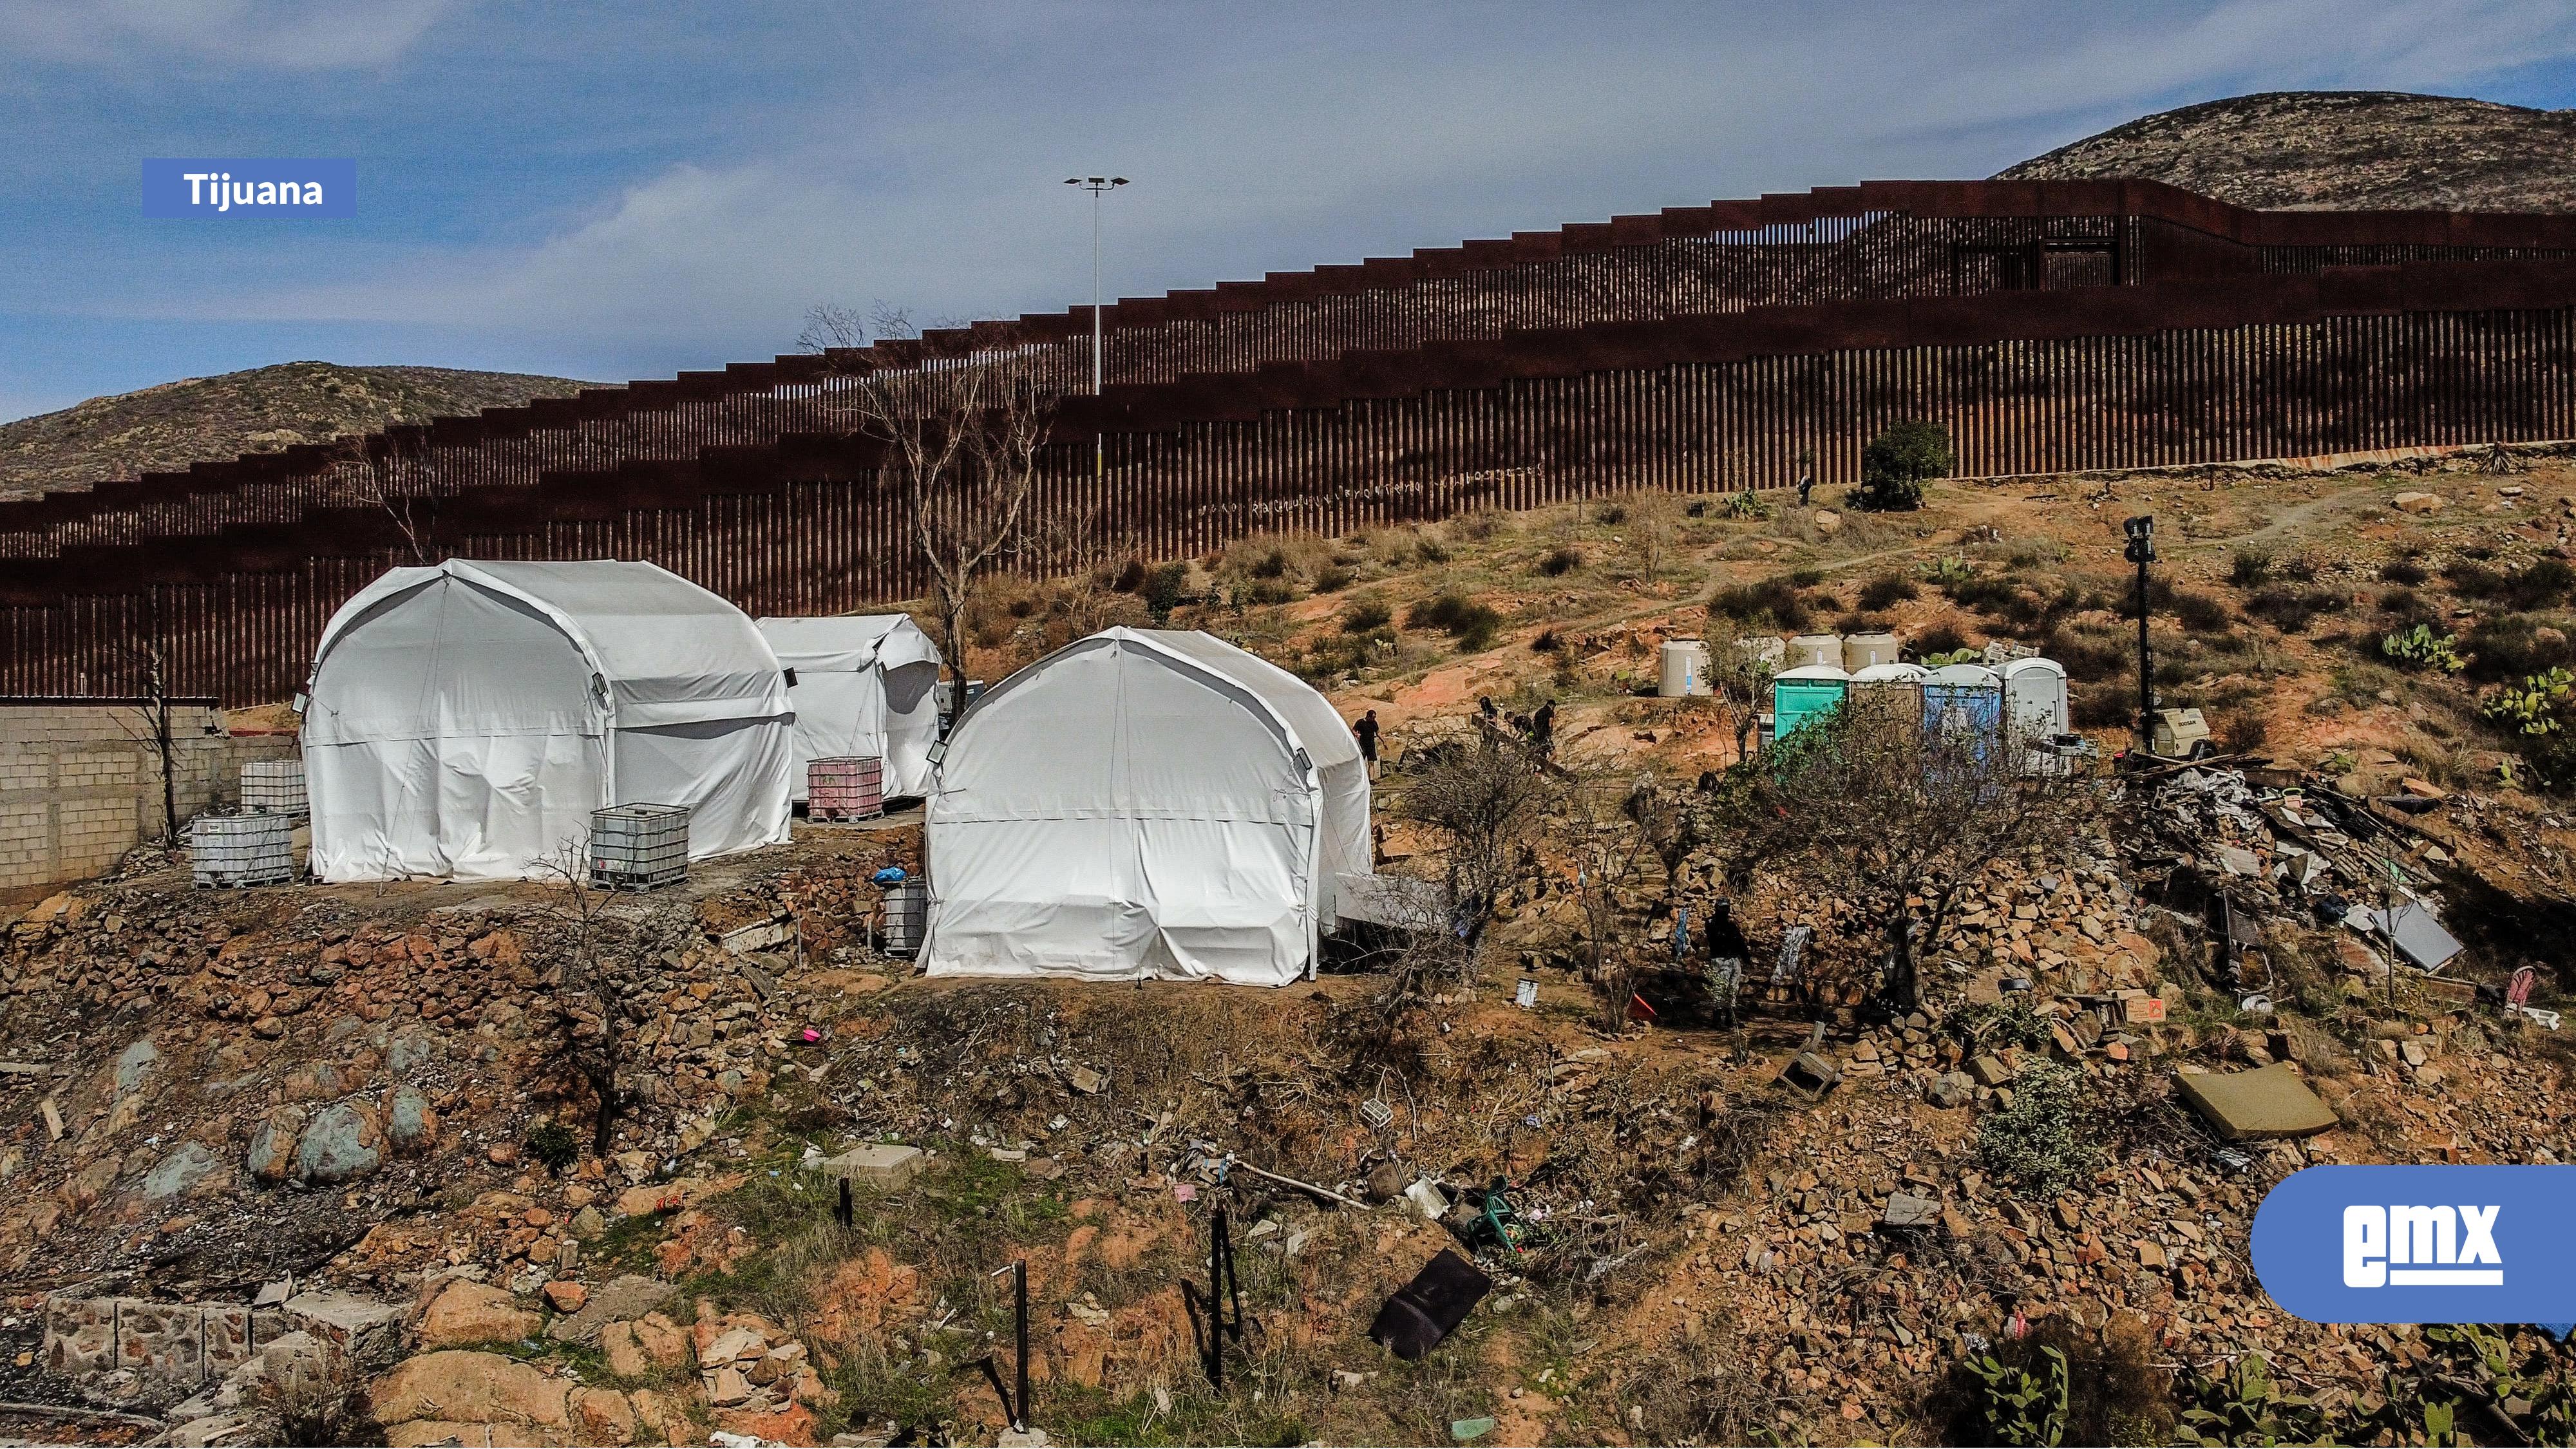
[16,0,2576,398]
[0,0,455,70]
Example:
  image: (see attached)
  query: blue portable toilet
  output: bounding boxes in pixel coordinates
[1922,663,2003,754]
[1771,664,1850,739]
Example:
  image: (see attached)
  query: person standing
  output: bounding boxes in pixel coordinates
[1531,699,1556,754]
[1354,708,1381,781]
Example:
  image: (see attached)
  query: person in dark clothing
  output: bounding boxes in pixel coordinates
[1703,897,1750,1025]
[1354,709,1381,781]
[1530,700,1556,750]
[1704,897,1749,961]
[1797,471,1814,506]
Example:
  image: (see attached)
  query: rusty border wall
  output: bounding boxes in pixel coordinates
[8,179,2576,705]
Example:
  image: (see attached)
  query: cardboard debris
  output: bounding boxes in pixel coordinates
[2174,1063,2338,1141]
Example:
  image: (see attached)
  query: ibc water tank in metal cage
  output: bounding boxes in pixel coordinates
[191,813,297,888]
[240,758,308,816]
[588,803,689,891]
[880,878,929,958]
[808,756,884,822]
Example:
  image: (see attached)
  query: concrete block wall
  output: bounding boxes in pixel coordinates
[0,700,298,904]
[42,1294,268,1388]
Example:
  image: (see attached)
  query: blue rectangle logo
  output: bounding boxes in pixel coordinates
[2253,1165,2576,1323]
[143,158,355,218]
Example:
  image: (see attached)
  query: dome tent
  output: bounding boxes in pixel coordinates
[921,627,1368,986]
[755,614,944,800]
[301,559,793,882]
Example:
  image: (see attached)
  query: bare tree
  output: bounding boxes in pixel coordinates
[333,428,445,565]
[1395,732,1558,989]
[1698,691,2098,1012]
[1701,632,1777,767]
[1563,769,1672,1033]
[533,844,632,1153]
[804,303,1063,689]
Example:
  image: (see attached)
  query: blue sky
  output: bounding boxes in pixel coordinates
[3,0,2573,424]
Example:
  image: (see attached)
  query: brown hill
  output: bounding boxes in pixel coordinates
[0,361,593,502]
[1998,90,2576,212]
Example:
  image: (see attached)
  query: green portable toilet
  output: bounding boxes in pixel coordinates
[1770,664,1850,739]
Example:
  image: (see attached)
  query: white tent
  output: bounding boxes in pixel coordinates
[301,559,793,882]
[921,627,1368,986]
[755,614,944,800]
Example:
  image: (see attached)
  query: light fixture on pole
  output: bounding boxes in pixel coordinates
[1065,175,1128,481]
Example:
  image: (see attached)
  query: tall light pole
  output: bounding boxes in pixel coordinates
[1065,175,1127,481]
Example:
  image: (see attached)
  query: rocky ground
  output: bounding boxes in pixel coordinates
[6,450,2576,1446]
[1998,91,2576,213]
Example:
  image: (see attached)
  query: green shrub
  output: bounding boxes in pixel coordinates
[1709,577,1813,632]
[525,1122,580,1173]
[1716,489,1772,519]
[1967,1347,2069,1447]
[2483,667,2573,736]
[1406,591,1501,650]
[1247,547,1289,580]
[2380,556,2429,585]
[1310,564,1353,593]
[2228,548,2273,587]
[1857,420,1952,510]
[1974,1063,2099,1197]
[2465,614,2576,682]
[1141,562,1191,623]
[1340,598,1392,634]
[1858,573,1918,611]
[2175,1354,2331,1448]
[2380,623,2464,673]
[1538,545,1584,576]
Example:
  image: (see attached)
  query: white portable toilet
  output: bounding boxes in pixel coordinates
[1788,633,1842,669]
[1842,632,1900,672]
[2003,657,2072,770]
[1848,660,1927,721]
[1658,639,1713,697]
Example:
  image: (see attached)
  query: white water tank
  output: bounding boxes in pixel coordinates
[1658,639,1713,697]
[1842,632,1900,672]
[1788,633,1842,669]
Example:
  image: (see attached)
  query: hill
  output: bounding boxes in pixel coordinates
[0,361,593,502]
[1998,90,2576,211]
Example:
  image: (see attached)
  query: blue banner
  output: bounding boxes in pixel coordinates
[2253,1165,2576,1323]
[143,158,355,218]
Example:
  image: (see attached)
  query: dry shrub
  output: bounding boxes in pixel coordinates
[1931,1312,2172,1446]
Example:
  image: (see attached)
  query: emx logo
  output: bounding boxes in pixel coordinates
[2344,1204,2502,1287]
[2256,1166,2571,1323]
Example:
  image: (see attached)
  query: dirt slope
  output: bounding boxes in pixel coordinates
[0,361,593,502]
[1998,91,2576,212]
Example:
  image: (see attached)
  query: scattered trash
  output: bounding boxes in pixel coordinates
[1451,1416,1498,1442]
[2372,898,2465,972]
[1515,978,1539,1009]
[1770,925,1812,985]
[1781,1050,1841,1095]
[872,865,909,884]
[1405,1177,1451,1220]
[1359,1098,1394,1131]
[1370,1249,1492,1360]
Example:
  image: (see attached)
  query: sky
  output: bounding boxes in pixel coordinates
[2,0,2574,424]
